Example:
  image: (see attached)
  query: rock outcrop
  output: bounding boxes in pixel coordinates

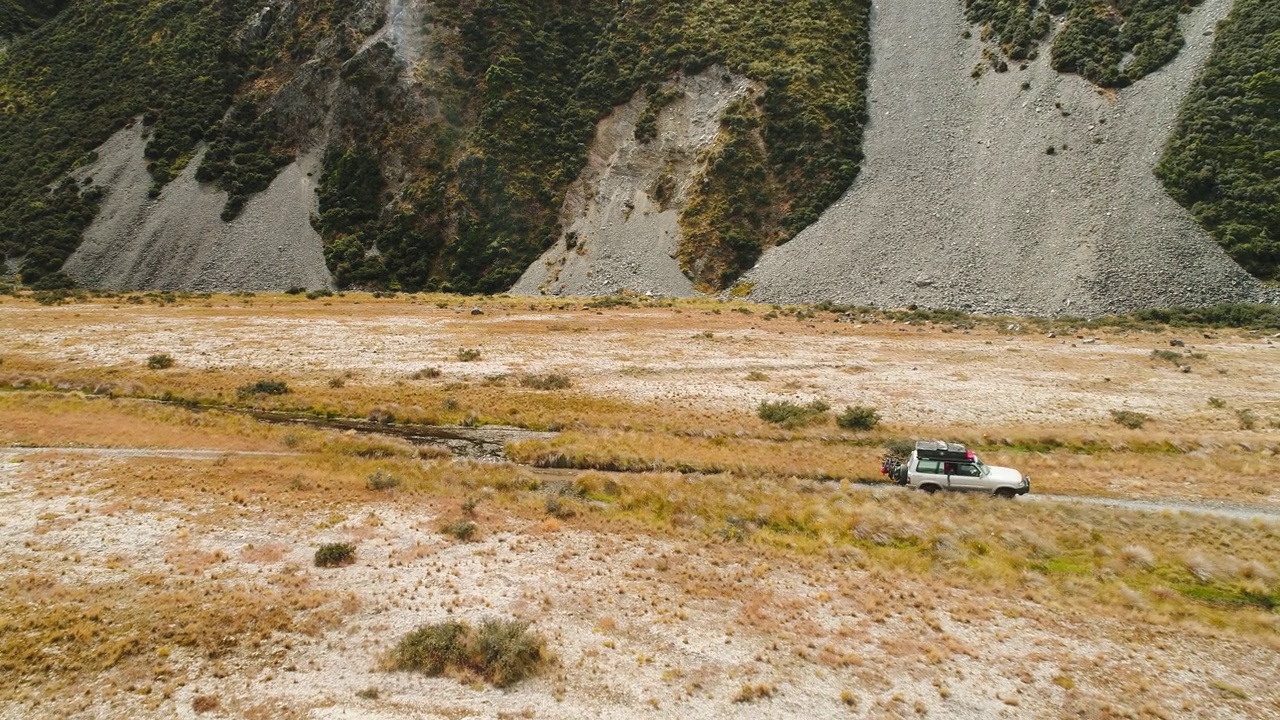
[512,69,758,298]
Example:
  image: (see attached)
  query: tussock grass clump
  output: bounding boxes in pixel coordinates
[1110,409,1150,429]
[758,399,830,429]
[520,373,571,390]
[457,348,482,362]
[1150,349,1183,365]
[411,367,442,380]
[836,405,880,431]
[390,618,545,687]
[146,353,174,370]
[733,683,776,703]
[366,469,401,491]
[237,379,289,398]
[314,542,356,568]
[744,370,769,381]
[440,519,478,542]
[1236,409,1257,430]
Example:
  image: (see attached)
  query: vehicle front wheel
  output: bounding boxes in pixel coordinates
[919,484,940,495]
[994,487,1016,499]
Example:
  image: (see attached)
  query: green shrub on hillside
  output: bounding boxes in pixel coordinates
[965,0,1204,88]
[0,0,67,37]
[1158,0,1279,281]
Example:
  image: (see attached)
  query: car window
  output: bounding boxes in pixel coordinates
[916,459,942,474]
[955,463,980,477]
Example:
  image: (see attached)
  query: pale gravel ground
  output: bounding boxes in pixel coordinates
[743,0,1269,315]
[3,451,1278,719]
[5,302,1279,429]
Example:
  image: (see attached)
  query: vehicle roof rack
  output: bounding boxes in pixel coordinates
[915,440,973,461]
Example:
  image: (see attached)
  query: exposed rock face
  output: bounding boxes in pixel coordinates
[63,122,331,291]
[511,69,758,298]
[742,0,1265,315]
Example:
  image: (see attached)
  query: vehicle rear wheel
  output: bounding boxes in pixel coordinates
[994,487,1016,499]
[919,484,940,495]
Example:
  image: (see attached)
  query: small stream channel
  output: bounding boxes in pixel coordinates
[236,409,558,461]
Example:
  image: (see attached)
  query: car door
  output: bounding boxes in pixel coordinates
[950,462,982,491]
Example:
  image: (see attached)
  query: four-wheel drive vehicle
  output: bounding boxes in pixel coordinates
[881,441,1030,497]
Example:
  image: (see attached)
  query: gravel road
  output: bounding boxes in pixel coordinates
[10,445,1274,524]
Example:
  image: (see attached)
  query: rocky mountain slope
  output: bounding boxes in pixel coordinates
[744,0,1266,316]
[0,0,1275,313]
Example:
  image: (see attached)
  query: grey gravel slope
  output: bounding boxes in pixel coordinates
[512,69,755,298]
[62,122,332,292]
[743,0,1265,316]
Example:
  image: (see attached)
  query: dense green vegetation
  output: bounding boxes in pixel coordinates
[680,96,783,288]
[1158,0,1279,280]
[315,0,872,293]
[0,0,66,37]
[965,0,1203,86]
[0,0,261,285]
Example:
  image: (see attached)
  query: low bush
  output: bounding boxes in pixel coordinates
[440,519,478,542]
[237,380,289,398]
[545,495,577,519]
[390,618,545,687]
[836,405,880,431]
[757,399,830,428]
[457,348,482,362]
[314,542,356,568]
[884,438,916,460]
[366,469,401,491]
[1111,409,1151,429]
[411,367,442,380]
[1150,349,1183,365]
[146,353,175,370]
[1237,408,1257,430]
[520,373,571,390]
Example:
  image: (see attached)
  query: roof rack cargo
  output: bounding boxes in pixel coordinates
[915,440,973,462]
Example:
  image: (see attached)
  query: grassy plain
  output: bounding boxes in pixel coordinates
[1,291,1278,718]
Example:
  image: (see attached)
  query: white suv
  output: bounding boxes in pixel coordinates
[882,441,1030,497]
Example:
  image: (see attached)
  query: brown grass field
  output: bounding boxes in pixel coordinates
[1,291,1278,719]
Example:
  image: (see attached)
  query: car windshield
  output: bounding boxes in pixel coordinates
[973,457,990,476]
